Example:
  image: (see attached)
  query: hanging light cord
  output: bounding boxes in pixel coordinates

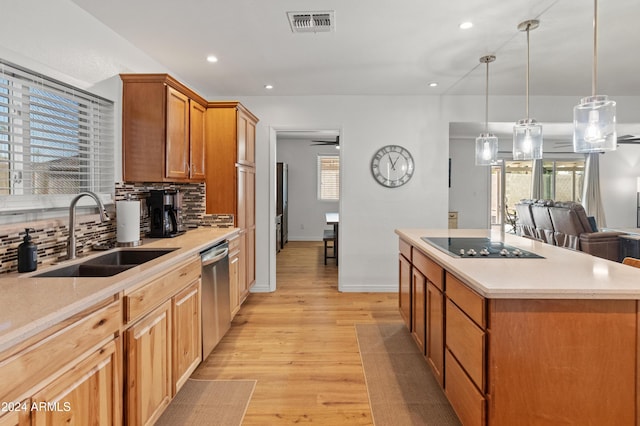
[525,23,531,119]
[592,0,598,96]
[484,60,489,133]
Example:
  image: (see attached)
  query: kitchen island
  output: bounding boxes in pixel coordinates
[396,228,640,426]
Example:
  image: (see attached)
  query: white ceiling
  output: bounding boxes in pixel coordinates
[70,0,640,98]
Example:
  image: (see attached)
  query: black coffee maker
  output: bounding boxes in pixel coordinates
[148,189,184,237]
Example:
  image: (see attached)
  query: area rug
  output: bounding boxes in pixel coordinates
[355,323,461,426]
[155,379,256,426]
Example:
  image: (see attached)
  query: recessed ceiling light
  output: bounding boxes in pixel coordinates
[206,55,218,63]
[428,82,438,87]
[264,84,274,90]
[459,22,473,30]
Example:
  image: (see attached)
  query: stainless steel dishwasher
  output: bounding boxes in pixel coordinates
[201,240,230,359]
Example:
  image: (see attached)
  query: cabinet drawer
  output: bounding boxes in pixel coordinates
[399,239,412,261]
[125,257,200,323]
[0,299,121,404]
[228,235,240,254]
[446,272,485,327]
[445,349,485,426]
[446,299,485,390]
[413,249,443,290]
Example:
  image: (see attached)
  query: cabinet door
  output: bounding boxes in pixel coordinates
[229,252,240,318]
[32,339,121,426]
[426,282,444,387]
[126,300,172,426]
[173,279,202,394]
[399,254,412,329]
[0,404,30,426]
[236,108,256,165]
[189,101,206,180]
[411,268,426,354]
[165,86,190,179]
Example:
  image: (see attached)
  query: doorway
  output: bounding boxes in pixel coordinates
[489,158,586,231]
[269,128,341,291]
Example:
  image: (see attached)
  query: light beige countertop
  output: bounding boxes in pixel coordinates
[396,228,640,300]
[0,227,239,354]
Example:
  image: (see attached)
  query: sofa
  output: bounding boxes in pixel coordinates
[514,200,625,262]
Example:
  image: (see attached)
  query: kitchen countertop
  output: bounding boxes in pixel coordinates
[0,227,239,354]
[396,228,640,300]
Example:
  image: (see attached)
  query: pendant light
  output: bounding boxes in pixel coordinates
[513,19,543,161]
[573,0,616,153]
[475,55,499,166]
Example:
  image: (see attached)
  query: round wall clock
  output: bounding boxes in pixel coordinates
[370,145,415,187]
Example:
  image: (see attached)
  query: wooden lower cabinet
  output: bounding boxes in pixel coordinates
[425,282,444,387]
[411,267,426,353]
[398,253,411,328]
[229,236,241,318]
[125,300,172,426]
[445,349,485,426]
[172,279,202,394]
[32,339,122,425]
[0,402,30,426]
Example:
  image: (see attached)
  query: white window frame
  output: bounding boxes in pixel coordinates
[0,59,114,215]
[317,154,340,201]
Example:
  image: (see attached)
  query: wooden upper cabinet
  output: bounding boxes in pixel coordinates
[165,86,189,179]
[121,74,207,182]
[189,101,206,180]
[205,101,259,218]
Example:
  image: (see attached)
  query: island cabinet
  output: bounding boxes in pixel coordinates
[0,297,122,426]
[444,272,486,426]
[205,101,258,300]
[398,233,639,426]
[398,239,412,328]
[123,255,201,426]
[412,248,445,387]
[120,74,207,182]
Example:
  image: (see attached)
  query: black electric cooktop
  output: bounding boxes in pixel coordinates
[421,237,544,259]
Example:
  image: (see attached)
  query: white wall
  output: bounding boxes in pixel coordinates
[276,139,339,241]
[238,96,448,292]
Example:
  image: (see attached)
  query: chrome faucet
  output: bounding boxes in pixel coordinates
[67,191,109,260]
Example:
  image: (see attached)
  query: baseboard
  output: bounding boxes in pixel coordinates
[286,236,323,242]
[338,283,397,293]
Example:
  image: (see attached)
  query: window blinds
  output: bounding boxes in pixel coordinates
[0,60,114,196]
[318,155,339,200]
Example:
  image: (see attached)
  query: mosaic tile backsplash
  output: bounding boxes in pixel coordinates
[0,182,233,274]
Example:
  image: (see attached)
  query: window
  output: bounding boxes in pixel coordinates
[0,60,114,211]
[317,154,339,200]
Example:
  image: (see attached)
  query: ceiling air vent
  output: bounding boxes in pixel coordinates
[287,11,335,33]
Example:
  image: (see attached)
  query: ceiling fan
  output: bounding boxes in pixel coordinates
[617,134,640,144]
[311,135,340,146]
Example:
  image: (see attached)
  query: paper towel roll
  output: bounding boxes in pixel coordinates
[117,200,141,245]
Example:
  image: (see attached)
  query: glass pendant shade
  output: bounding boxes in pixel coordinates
[513,118,543,160]
[475,133,499,166]
[475,54,498,166]
[573,95,616,152]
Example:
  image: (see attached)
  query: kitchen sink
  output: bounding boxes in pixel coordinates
[34,248,177,278]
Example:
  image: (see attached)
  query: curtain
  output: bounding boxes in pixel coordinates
[530,158,543,200]
[582,152,606,228]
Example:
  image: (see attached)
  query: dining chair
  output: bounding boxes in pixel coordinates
[622,257,640,268]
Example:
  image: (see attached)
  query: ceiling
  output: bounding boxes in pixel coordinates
[70,0,640,98]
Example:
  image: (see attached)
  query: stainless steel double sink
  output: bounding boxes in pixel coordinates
[35,248,177,278]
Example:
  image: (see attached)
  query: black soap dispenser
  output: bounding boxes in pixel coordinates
[18,228,37,273]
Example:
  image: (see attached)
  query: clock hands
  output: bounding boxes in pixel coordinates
[388,154,401,171]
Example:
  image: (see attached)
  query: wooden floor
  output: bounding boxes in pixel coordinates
[192,241,402,425]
